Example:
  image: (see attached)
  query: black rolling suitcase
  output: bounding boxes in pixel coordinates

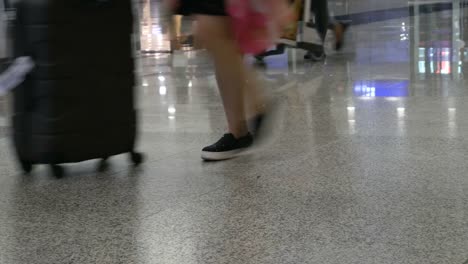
[11,0,143,178]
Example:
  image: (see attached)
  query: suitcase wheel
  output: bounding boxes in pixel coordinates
[98,157,110,172]
[130,152,144,166]
[20,160,33,174]
[50,164,64,179]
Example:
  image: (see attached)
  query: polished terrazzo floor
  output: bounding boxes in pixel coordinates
[0,0,467,263]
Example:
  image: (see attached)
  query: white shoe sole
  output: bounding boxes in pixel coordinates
[201,148,247,161]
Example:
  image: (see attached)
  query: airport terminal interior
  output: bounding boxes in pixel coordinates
[0,0,467,263]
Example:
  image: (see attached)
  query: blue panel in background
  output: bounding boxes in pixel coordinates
[354,80,410,97]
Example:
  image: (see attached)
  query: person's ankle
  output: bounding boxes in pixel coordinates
[230,130,249,139]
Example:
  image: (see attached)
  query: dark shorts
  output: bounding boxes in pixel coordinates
[176,0,227,16]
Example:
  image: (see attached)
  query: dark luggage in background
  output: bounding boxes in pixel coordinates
[12,0,143,178]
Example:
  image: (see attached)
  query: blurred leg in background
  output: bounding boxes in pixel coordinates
[170,15,195,51]
[305,0,349,60]
[170,15,182,50]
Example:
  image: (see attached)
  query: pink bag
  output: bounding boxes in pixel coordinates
[227,0,291,55]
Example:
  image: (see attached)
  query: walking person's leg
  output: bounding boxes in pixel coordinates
[305,0,328,60]
[174,0,269,160]
[324,1,348,51]
[196,15,266,160]
[314,0,348,49]
[312,0,329,42]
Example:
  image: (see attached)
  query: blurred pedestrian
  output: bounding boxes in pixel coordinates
[305,0,349,60]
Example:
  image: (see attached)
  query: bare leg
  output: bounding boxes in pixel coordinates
[191,21,203,49]
[244,69,266,119]
[172,15,182,37]
[196,15,261,138]
[333,22,346,51]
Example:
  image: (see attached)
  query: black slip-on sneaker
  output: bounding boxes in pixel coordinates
[201,133,254,161]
